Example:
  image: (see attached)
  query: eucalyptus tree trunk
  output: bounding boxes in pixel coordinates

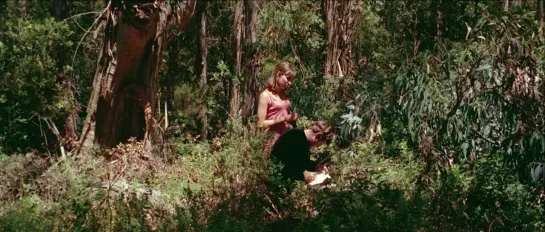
[384,1,396,33]
[79,0,197,154]
[324,0,359,78]
[435,0,443,41]
[537,0,545,36]
[241,0,260,125]
[231,0,260,123]
[198,2,208,139]
[230,0,244,119]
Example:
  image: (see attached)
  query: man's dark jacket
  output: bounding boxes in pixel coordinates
[270,128,317,181]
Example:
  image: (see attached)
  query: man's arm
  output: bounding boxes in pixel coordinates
[304,159,318,172]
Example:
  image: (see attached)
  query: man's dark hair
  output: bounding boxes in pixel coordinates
[308,121,334,143]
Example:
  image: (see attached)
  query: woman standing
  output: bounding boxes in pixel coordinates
[257,62,298,156]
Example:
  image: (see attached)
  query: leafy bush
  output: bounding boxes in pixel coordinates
[463,156,545,231]
[0,16,75,153]
[1,128,544,231]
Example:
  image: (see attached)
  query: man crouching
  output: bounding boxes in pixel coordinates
[270,121,334,185]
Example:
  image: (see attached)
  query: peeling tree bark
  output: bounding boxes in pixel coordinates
[228,0,260,124]
[230,0,244,119]
[79,0,197,154]
[241,0,260,125]
[324,0,359,78]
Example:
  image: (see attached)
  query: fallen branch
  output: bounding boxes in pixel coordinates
[44,118,66,158]
[263,193,283,220]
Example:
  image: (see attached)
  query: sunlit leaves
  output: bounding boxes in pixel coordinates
[388,10,545,173]
[258,1,324,51]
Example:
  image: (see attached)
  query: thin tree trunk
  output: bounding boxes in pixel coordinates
[435,0,443,41]
[198,2,208,139]
[384,1,395,33]
[157,90,161,118]
[60,76,78,149]
[324,0,337,77]
[504,0,510,11]
[324,0,359,78]
[537,0,545,36]
[78,0,197,154]
[230,0,244,119]
[164,100,168,128]
[241,0,260,125]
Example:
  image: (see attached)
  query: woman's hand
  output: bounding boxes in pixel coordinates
[289,112,298,122]
[280,113,298,123]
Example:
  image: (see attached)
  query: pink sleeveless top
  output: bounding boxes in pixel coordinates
[265,90,292,135]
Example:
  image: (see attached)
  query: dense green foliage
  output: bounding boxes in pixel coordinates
[1,0,545,231]
[0,1,99,153]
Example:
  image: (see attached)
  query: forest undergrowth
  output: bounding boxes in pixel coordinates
[1,121,544,231]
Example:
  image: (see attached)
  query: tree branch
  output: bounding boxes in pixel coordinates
[166,0,198,45]
[439,57,483,138]
[63,11,100,22]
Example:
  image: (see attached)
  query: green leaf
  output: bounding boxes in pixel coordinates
[476,65,491,72]
[474,80,482,90]
[461,142,469,158]
[483,125,491,136]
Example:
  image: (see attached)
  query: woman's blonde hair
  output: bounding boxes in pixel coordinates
[265,62,296,92]
[309,121,335,142]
